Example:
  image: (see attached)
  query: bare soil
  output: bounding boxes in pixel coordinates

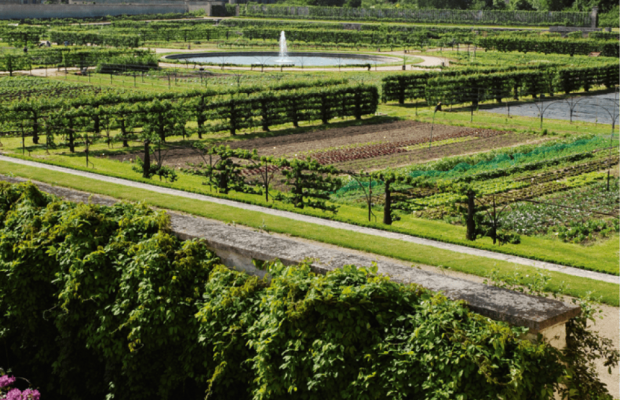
[108,121,547,177]
[114,121,537,172]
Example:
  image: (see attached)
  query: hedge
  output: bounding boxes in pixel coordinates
[383,62,619,105]
[241,4,592,27]
[478,36,619,57]
[48,29,142,48]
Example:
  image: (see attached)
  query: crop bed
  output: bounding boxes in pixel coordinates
[139,121,528,174]
[309,128,505,166]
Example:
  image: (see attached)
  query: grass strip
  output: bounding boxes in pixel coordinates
[1,160,617,306]
[4,151,618,276]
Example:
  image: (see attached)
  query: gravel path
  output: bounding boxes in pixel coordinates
[1,155,617,284]
[485,92,620,125]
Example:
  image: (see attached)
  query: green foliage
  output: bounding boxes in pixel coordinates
[48,29,142,48]
[598,5,620,28]
[132,155,179,183]
[484,272,620,399]
[0,182,616,399]
[189,144,258,195]
[241,4,592,26]
[0,54,31,77]
[380,62,615,105]
[0,181,219,400]
[277,158,342,213]
[248,261,563,399]
[95,54,159,74]
[478,35,620,57]
[0,25,46,46]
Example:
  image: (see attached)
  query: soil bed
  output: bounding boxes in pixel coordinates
[109,121,537,173]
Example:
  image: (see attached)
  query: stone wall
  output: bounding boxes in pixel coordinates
[0,2,221,19]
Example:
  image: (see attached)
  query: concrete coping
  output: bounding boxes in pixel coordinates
[1,176,581,334]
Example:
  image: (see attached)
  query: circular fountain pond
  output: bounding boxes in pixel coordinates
[165,52,400,67]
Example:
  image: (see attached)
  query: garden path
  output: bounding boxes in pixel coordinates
[1,155,617,284]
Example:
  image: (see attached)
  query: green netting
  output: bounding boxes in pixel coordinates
[333,136,608,198]
[335,179,383,197]
[407,136,607,181]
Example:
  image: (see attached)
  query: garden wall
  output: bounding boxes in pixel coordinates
[0,2,221,19]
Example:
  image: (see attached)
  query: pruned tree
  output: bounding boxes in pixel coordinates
[245,154,281,202]
[189,144,257,195]
[277,158,341,213]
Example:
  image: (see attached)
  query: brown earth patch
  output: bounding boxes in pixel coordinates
[106,121,542,174]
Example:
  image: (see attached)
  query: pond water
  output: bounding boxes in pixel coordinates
[178,52,396,67]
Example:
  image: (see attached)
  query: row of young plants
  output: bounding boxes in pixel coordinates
[3,182,616,400]
[478,35,620,57]
[332,135,617,239]
[501,180,619,242]
[401,135,613,182]
[240,4,592,26]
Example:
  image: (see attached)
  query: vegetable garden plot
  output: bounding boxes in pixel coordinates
[484,92,620,125]
[117,121,510,173]
[332,133,545,174]
[501,180,620,242]
[308,128,506,166]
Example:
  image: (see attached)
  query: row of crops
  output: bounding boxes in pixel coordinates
[7,22,475,47]
[0,75,103,102]
[478,35,619,57]
[332,135,618,245]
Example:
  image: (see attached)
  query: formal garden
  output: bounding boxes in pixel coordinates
[0,9,618,400]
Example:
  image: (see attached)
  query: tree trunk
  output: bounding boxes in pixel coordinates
[32,115,39,144]
[120,120,128,147]
[383,180,392,225]
[197,114,205,139]
[143,140,151,178]
[466,191,476,241]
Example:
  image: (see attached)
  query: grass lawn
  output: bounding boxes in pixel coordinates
[2,159,617,306]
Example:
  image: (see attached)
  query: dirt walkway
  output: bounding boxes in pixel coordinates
[0,155,616,285]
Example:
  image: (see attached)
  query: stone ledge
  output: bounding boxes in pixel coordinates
[0,176,581,333]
